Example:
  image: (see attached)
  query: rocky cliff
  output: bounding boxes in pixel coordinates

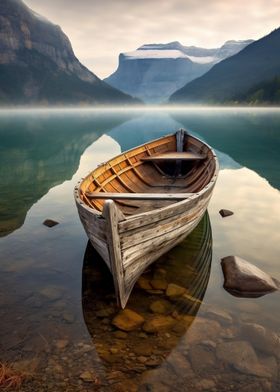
[104,40,253,103]
[0,0,136,104]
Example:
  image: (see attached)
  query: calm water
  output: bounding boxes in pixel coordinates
[0,108,279,391]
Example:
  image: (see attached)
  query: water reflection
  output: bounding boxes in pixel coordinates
[171,111,280,189]
[0,111,132,236]
[82,213,212,388]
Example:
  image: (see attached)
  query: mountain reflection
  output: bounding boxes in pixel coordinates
[171,111,280,190]
[82,213,212,386]
[0,112,131,236]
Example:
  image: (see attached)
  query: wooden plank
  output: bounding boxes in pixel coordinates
[86,192,194,200]
[119,188,213,232]
[141,151,207,161]
[102,200,126,308]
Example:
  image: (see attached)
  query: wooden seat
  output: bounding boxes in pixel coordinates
[85,192,193,200]
[141,151,206,162]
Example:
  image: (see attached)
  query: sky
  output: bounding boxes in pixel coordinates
[24,0,280,79]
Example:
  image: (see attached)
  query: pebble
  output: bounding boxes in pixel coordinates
[219,209,234,218]
[166,283,186,297]
[63,312,75,323]
[112,309,145,331]
[43,219,59,227]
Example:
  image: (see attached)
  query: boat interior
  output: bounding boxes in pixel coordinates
[79,131,217,216]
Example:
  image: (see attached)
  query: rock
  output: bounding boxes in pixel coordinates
[146,289,164,295]
[138,356,148,364]
[221,256,280,297]
[166,283,186,298]
[79,371,98,383]
[134,342,153,356]
[95,308,115,318]
[166,352,194,377]
[189,344,216,372]
[63,312,75,323]
[114,330,128,339]
[142,315,176,333]
[112,309,144,332]
[150,279,168,290]
[183,317,221,344]
[241,322,280,359]
[219,209,234,217]
[40,286,63,301]
[195,378,216,390]
[153,268,167,279]
[149,299,171,314]
[137,276,152,290]
[204,308,233,325]
[43,219,59,227]
[55,339,68,350]
[216,340,271,377]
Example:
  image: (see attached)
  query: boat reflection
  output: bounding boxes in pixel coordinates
[82,212,212,387]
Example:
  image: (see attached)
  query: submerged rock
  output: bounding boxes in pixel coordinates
[241,322,280,359]
[142,315,176,333]
[112,309,144,332]
[221,256,280,297]
[216,340,271,377]
[149,299,172,314]
[79,370,98,383]
[43,219,59,227]
[219,209,234,217]
[204,307,233,325]
[137,276,152,290]
[166,283,186,298]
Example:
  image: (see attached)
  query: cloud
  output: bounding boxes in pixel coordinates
[24,0,280,78]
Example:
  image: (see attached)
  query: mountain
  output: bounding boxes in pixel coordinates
[170,28,280,104]
[0,0,136,105]
[104,40,253,103]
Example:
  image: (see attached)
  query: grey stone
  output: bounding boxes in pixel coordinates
[221,256,280,297]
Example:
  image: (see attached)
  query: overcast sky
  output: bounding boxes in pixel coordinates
[24,0,280,79]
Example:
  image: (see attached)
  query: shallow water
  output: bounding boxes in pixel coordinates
[0,108,279,391]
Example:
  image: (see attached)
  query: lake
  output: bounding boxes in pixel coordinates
[0,107,279,391]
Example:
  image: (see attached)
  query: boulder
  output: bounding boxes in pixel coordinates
[221,256,280,297]
[112,309,144,332]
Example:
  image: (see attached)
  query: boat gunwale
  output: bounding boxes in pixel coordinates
[74,132,219,221]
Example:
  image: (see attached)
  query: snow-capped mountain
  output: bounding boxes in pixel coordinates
[104,40,253,103]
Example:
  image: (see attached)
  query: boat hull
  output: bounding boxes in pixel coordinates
[76,185,213,308]
[75,131,218,308]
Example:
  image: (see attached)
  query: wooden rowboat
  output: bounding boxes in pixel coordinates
[74,129,219,308]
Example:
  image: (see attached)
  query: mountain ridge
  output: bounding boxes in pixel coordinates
[104,39,253,103]
[169,28,280,104]
[0,0,136,105]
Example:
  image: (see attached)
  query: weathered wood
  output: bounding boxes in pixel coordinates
[74,130,219,308]
[102,200,125,308]
[85,192,194,200]
[141,151,206,162]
